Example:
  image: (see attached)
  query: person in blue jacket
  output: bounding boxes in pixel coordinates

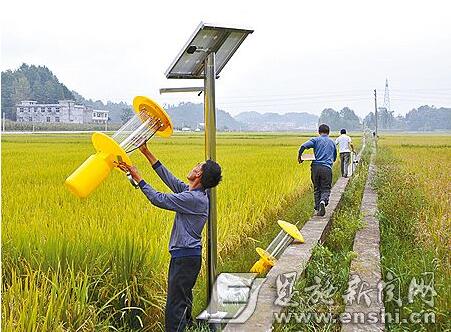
[119,142,222,332]
[298,124,337,216]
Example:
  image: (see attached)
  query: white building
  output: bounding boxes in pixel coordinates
[16,100,108,124]
[85,109,109,124]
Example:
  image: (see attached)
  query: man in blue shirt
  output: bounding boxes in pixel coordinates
[298,124,337,216]
[119,143,222,332]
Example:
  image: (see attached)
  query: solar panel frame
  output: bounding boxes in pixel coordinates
[165,22,253,79]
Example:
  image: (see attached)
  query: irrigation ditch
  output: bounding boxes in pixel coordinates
[187,136,392,332]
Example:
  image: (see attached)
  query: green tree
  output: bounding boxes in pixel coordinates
[120,107,134,124]
[364,112,375,130]
[1,70,16,119]
[1,63,75,120]
[319,107,361,131]
[319,108,341,129]
[339,107,361,130]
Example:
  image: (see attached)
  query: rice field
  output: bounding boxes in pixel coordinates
[272,133,450,332]
[375,134,450,331]
[1,132,360,331]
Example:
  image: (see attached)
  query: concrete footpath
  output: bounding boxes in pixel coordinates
[341,149,385,332]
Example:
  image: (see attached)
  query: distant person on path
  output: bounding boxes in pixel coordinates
[335,129,355,178]
[298,124,337,216]
[119,143,222,332]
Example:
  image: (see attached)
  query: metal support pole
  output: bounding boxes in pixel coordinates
[204,52,218,308]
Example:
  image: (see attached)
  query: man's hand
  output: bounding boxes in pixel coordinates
[118,162,143,183]
[139,142,149,154]
[298,146,306,164]
[138,142,158,166]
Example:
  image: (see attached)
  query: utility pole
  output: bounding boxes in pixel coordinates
[374,89,378,138]
[2,112,5,132]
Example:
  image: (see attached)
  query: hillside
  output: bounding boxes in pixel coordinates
[165,102,244,131]
[235,111,318,131]
[1,64,74,120]
[0,64,244,129]
[4,63,447,132]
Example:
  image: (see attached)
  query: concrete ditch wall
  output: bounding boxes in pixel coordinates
[341,148,384,332]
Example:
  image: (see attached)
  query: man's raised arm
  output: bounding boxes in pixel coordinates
[139,143,189,193]
[138,180,197,214]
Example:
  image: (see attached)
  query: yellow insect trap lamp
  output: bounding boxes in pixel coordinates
[250,220,304,274]
[65,96,173,198]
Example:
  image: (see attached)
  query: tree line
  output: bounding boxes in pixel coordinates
[363,106,451,131]
[318,107,361,131]
[2,63,450,131]
[1,64,129,123]
[1,64,74,120]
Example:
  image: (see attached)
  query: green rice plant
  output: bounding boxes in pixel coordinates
[1,132,361,330]
[375,135,451,331]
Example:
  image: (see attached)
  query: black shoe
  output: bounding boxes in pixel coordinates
[318,201,326,216]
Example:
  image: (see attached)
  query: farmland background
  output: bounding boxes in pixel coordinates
[2,132,449,331]
[375,135,451,330]
[1,132,359,331]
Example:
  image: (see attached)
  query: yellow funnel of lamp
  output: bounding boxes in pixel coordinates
[65,96,173,198]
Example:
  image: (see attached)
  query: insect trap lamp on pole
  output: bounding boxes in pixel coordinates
[65,96,173,198]
[162,22,253,311]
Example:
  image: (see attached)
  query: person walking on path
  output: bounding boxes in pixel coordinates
[335,128,355,178]
[298,124,337,216]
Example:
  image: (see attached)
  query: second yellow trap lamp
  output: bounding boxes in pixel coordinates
[250,220,305,274]
[65,96,173,198]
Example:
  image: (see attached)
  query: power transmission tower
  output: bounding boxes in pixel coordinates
[383,78,390,112]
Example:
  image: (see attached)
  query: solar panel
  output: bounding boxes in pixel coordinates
[165,22,253,79]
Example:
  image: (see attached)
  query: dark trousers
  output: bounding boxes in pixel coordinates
[311,164,332,210]
[165,256,202,332]
[340,152,351,177]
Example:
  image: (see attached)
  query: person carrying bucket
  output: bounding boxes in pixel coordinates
[298,124,337,217]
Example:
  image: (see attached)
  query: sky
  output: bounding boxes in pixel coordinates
[2,0,451,117]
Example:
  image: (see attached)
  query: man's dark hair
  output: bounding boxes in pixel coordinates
[318,124,330,135]
[201,160,222,189]
[340,128,346,134]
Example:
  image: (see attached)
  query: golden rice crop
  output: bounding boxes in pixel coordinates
[1,132,360,331]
